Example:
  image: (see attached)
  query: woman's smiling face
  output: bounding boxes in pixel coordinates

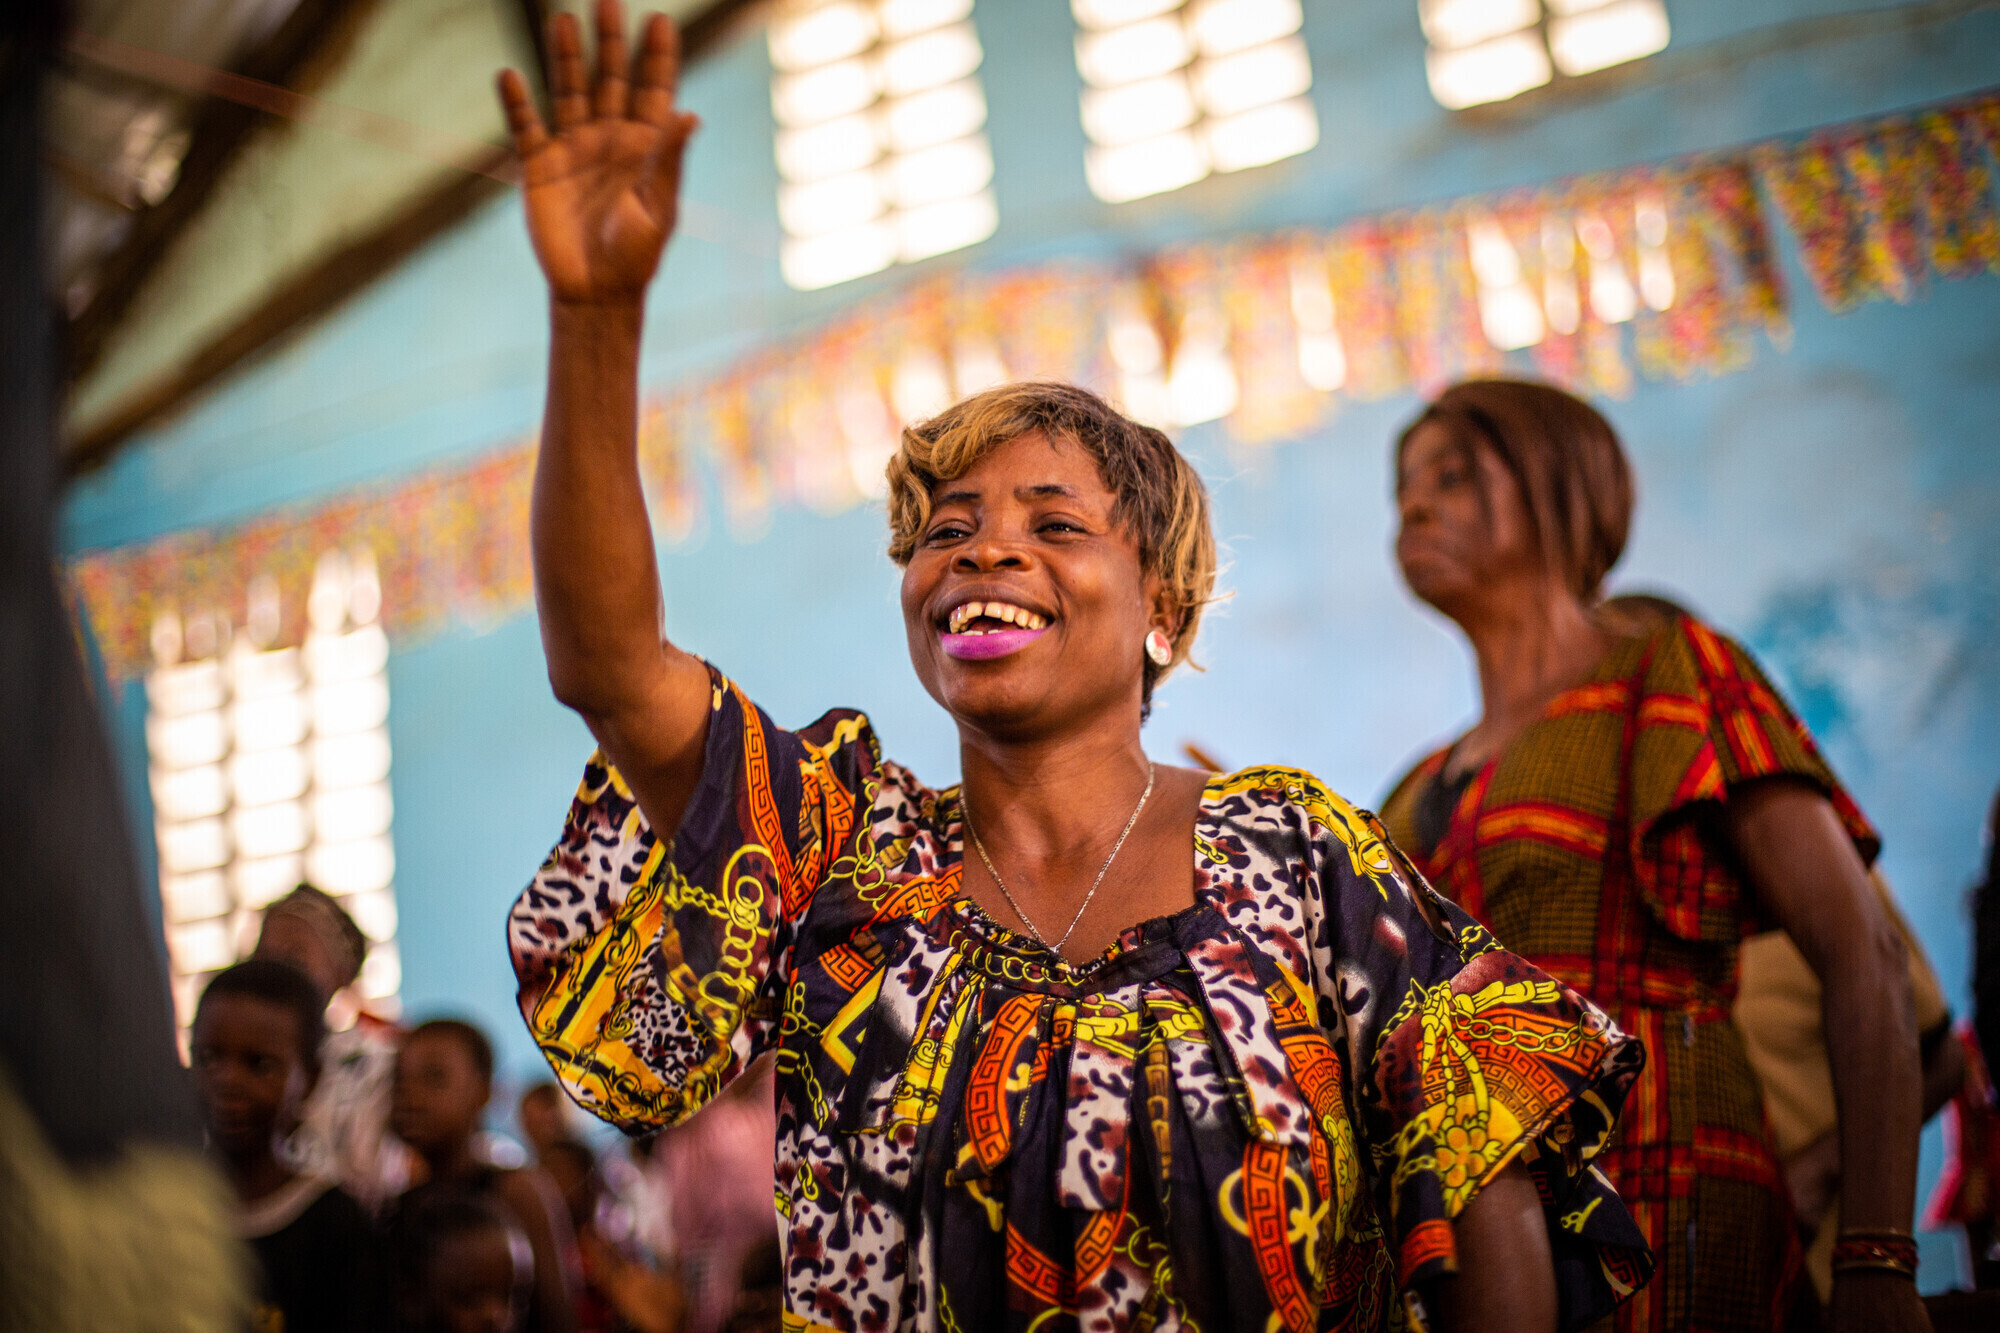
[901,430,1166,742]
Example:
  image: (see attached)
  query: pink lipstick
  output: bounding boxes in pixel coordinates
[940,626,1048,660]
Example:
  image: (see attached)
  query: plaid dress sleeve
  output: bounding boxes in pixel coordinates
[1627,617,1880,943]
[506,665,877,1133]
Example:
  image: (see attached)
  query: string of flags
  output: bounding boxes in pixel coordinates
[68,88,2000,687]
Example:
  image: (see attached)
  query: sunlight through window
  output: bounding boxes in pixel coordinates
[1420,0,1667,109]
[149,548,403,1037]
[1076,0,1318,203]
[771,0,998,289]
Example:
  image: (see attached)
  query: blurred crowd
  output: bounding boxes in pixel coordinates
[191,885,784,1333]
[194,791,2000,1332]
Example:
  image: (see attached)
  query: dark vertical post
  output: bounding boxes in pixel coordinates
[0,0,201,1162]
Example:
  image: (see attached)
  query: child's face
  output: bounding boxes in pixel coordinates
[429,1226,525,1333]
[517,1088,565,1151]
[391,1031,488,1159]
[190,994,311,1157]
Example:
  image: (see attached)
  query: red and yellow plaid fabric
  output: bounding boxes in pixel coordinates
[1383,616,1877,1332]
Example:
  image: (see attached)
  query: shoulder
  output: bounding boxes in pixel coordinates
[717,677,893,792]
[793,709,944,837]
[794,707,889,781]
[1631,612,1776,697]
[1204,766,1401,884]
[493,1166,565,1228]
[1379,747,1450,826]
[1623,612,1811,751]
[1207,764,1374,826]
[1201,766,1460,974]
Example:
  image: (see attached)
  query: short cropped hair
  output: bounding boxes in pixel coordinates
[264,882,369,990]
[885,381,1217,711]
[197,959,327,1076]
[409,1018,495,1088]
[1397,379,1633,602]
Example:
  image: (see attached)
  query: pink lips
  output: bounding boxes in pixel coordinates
[940,626,1049,660]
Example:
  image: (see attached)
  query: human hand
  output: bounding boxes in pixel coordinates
[496,0,698,305]
[1828,1271,1932,1333]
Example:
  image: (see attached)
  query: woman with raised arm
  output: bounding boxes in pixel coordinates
[500,6,1652,1330]
[1377,380,1932,1333]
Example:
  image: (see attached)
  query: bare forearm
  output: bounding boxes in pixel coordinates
[533,299,711,834]
[1729,782,1920,1230]
[506,4,713,836]
[533,297,665,715]
[1823,939,1921,1228]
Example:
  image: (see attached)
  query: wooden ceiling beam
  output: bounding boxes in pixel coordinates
[64,146,512,473]
[63,0,377,383]
[62,0,763,476]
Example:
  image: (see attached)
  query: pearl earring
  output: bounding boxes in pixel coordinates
[1145,629,1174,667]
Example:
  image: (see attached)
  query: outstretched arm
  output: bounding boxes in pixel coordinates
[499,1,712,836]
[1727,777,1930,1333]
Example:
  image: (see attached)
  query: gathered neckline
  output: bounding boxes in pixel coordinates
[935,772,1226,977]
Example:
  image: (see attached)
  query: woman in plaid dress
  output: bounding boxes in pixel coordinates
[1378,380,1930,1333]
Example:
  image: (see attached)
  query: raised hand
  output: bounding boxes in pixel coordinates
[497,0,698,305]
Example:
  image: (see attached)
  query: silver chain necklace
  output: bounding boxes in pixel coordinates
[963,763,1157,955]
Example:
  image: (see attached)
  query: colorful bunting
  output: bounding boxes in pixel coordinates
[68,90,2000,687]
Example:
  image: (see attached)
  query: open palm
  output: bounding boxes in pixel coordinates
[497,0,697,304]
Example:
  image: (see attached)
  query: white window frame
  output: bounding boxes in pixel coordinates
[770,0,1000,290]
[1419,0,1672,110]
[149,548,402,1038]
[1073,0,1320,204]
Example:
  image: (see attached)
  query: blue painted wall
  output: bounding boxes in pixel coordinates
[65,0,2000,1284]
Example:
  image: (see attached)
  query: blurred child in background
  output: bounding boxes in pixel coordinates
[389,1018,580,1333]
[541,1136,684,1333]
[518,1082,573,1166]
[254,883,411,1213]
[639,1054,777,1333]
[191,959,375,1333]
[392,1191,533,1333]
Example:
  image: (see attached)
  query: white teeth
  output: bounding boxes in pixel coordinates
[945,601,1048,634]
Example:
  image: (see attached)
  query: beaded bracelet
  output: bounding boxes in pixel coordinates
[1830,1229,1919,1280]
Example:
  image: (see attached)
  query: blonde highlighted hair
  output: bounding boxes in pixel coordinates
[885,381,1217,710]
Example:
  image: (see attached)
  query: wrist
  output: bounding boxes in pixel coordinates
[1831,1228,1919,1282]
[549,296,645,355]
[551,293,646,322]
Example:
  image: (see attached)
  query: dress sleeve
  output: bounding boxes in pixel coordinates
[1627,616,1880,942]
[507,665,878,1133]
[1312,799,1653,1328]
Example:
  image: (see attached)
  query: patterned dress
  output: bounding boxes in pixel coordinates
[510,666,1654,1333]
[1380,616,1878,1333]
